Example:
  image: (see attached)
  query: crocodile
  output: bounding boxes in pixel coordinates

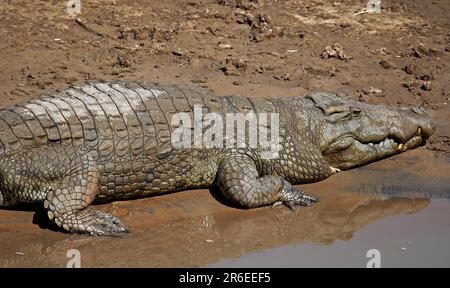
[0,81,435,235]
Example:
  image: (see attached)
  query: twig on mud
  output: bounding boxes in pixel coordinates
[353,10,371,16]
[75,18,104,37]
[250,51,285,58]
[180,29,202,33]
[282,11,303,21]
[13,88,30,96]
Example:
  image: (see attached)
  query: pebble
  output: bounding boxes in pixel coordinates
[363,86,384,97]
[218,43,232,50]
[379,60,393,69]
[422,81,432,91]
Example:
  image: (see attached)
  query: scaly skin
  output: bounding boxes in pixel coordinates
[0,81,435,235]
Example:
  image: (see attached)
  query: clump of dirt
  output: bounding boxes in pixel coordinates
[220,57,248,76]
[321,43,350,61]
[249,13,275,42]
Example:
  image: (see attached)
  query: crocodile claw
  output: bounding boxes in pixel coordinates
[52,208,129,236]
[279,183,318,210]
[85,209,129,236]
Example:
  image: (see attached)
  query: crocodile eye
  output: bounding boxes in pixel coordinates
[323,105,349,116]
[323,105,361,122]
[351,108,361,118]
[325,111,351,123]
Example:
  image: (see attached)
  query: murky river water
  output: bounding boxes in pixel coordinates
[0,149,449,267]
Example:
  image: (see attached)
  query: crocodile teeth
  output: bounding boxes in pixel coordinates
[416,127,422,136]
[330,166,342,174]
[396,143,404,151]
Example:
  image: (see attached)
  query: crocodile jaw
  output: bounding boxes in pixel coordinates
[325,133,426,170]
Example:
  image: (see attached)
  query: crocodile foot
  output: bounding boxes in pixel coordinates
[49,208,129,236]
[279,182,318,210]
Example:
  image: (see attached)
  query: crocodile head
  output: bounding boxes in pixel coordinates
[308,92,435,170]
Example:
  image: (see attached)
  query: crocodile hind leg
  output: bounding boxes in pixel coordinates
[0,146,127,235]
[217,154,318,209]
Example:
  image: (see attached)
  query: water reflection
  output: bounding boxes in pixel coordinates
[0,193,429,267]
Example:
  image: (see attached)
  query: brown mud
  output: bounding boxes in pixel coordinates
[0,0,449,267]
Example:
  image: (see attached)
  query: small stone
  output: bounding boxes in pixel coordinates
[220,58,248,76]
[419,74,434,81]
[378,47,388,55]
[279,26,298,38]
[114,56,131,68]
[379,60,393,69]
[273,74,291,81]
[414,44,440,57]
[363,86,384,97]
[403,64,417,75]
[421,81,432,91]
[218,43,232,50]
[172,49,185,56]
[402,80,419,89]
[232,80,240,85]
[358,94,370,102]
[250,14,275,42]
[235,10,255,25]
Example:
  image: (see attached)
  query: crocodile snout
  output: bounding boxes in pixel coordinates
[388,107,435,145]
[411,107,435,135]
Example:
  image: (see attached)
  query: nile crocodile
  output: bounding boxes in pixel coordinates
[0,81,435,235]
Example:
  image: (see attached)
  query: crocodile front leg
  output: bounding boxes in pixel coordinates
[0,146,128,236]
[217,153,318,209]
[44,152,128,236]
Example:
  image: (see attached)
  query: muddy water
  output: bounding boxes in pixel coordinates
[0,148,448,268]
[211,199,450,268]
